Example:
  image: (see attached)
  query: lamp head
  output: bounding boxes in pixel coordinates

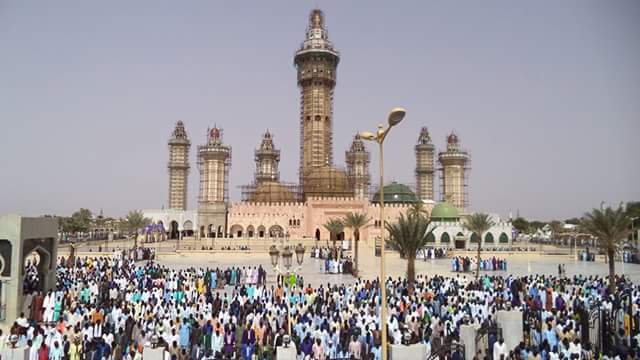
[388,107,406,127]
[269,245,280,268]
[295,243,305,266]
[359,131,376,141]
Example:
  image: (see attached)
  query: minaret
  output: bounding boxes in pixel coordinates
[346,133,370,200]
[415,127,435,202]
[197,127,231,238]
[255,130,280,184]
[295,9,340,187]
[167,121,190,210]
[438,132,470,211]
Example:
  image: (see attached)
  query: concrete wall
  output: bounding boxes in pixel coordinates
[390,343,428,359]
[496,310,523,352]
[0,214,58,327]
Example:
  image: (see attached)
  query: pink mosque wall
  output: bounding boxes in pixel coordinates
[227,198,433,246]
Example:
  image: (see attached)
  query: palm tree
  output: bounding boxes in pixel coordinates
[581,205,631,292]
[323,219,344,250]
[462,213,495,279]
[408,201,429,219]
[342,212,371,277]
[122,210,150,249]
[385,213,435,293]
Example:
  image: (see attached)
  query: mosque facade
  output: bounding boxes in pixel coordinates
[143,9,512,249]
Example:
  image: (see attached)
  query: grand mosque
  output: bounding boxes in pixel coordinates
[143,9,513,249]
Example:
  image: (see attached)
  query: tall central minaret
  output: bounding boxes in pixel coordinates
[294,9,340,185]
[168,121,190,210]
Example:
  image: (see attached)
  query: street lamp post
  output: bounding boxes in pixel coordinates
[631,217,639,248]
[360,107,406,360]
[269,242,306,335]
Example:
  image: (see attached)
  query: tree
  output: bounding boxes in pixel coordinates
[627,201,640,242]
[122,210,150,249]
[385,213,435,293]
[407,201,428,219]
[581,205,631,292]
[550,220,564,244]
[323,219,344,250]
[342,212,371,277]
[462,213,495,279]
[58,216,73,234]
[68,208,93,234]
[512,217,529,234]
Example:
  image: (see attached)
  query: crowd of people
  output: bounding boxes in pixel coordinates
[579,249,597,262]
[451,256,507,273]
[623,251,640,264]
[8,253,640,360]
[311,246,354,275]
[420,248,447,260]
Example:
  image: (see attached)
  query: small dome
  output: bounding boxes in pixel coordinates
[430,202,459,221]
[371,181,417,204]
[250,181,295,203]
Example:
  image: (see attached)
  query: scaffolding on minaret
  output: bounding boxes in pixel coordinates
[197,127,231,205]
[437,131,470,211]
[241,130,302,203]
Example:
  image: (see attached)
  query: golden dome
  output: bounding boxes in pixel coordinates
[303,166,353,198]
[250,181,296,203]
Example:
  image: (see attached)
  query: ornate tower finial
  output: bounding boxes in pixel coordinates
[310,9,324,29]
[255,130,281,184]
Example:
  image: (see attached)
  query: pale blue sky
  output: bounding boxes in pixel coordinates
[1,1,638,220]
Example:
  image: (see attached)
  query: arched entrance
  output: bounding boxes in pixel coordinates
[269,225,284,238]
[23,245,53,295]
[315,229,321,241]
[258,225,266,238]
[441,232,451,246]
[207,224,215,238]
[247,225,255,238]
[485,233,494,243]
[455,232,465,249]
[230,225,244,238]
[169,221,179,240]
[183,220,193,237]
[0,239,12,277]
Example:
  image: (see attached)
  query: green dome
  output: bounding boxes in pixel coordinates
[430,202,459,220]
[371,181,417,204]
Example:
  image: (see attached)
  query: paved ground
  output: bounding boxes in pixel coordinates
[146,245,640,287]
[60,239,640,286]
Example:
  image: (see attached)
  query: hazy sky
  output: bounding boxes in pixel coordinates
[1,1,638,221]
